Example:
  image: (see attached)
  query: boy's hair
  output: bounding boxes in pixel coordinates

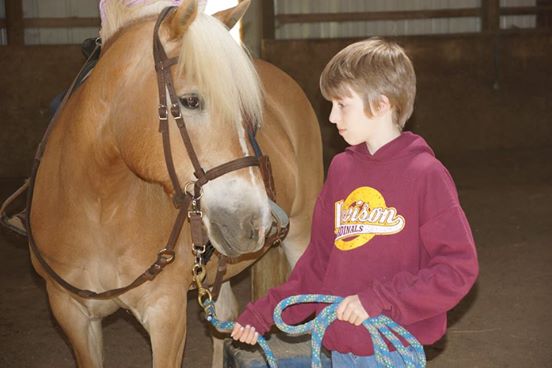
[320,37,416,129]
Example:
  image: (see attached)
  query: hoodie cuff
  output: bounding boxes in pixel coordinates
[236,303,272,335]
[357,288,385,318]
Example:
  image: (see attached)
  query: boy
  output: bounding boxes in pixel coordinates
[231,37,479,367]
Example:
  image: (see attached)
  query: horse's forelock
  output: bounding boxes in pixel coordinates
[100,0,183,41]
[100,3,262,129]
[176,13,263,128]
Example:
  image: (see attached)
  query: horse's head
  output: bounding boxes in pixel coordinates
[103,0,271,257]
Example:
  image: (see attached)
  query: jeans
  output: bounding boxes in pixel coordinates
[331,347,417,368]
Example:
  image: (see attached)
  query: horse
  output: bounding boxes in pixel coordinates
[28,1,323,367]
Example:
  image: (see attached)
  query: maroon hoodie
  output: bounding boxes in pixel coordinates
[237,132,479,355]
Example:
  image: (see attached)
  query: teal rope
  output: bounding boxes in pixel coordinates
[204,294,426,368]
[204,300,279,368]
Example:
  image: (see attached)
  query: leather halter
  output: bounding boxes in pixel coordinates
[25,7,276,300]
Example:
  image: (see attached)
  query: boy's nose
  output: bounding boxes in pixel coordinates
[329,106,339,124]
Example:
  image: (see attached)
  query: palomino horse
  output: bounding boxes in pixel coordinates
[29,0,322,367]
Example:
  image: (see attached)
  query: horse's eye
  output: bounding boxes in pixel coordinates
[179,94,203,110]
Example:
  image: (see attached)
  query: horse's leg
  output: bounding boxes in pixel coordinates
[46,284,106,368]
[139,291,188,368]
[211,281,238,368]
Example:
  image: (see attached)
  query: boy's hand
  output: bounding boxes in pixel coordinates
[336,295,369,326]
[230,323,259,345]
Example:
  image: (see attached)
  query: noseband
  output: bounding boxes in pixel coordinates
[25,7,280,300]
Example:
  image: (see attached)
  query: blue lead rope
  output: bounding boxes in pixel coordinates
[204,301,279,367]
[205,294,426,368]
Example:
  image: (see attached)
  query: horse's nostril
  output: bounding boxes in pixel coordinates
[208,208,268,254]
[249,227,259,241]
[247,215,257,227]
[244,214,262,239]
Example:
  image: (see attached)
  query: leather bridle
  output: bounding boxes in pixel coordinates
[25,7,280,300]
[153,7,261,207]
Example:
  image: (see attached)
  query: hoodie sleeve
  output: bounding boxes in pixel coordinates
[236,164,337,334]
[358,162,479,325]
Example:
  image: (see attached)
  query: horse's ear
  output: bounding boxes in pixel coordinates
[169,0,198,38]
[212,0,250,30]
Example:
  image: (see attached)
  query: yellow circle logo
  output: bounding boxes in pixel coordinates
[334,187,405,251]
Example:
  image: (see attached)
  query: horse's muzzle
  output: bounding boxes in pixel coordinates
[207,207,269,257]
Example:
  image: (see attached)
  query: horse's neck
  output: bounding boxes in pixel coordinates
[44,98,124,206]
[44,106,169,229]
[44,44,156,215]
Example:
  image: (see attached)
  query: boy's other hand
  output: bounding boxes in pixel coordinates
[230,323,259,345]
[336,295,369,326]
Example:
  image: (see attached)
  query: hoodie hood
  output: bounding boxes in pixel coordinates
[346,131,434,162]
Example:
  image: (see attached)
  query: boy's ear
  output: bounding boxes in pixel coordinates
[375,95,392,115]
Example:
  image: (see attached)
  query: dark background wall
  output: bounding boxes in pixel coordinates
[262,32,552,168]
[0,32,551,177]
[0,45,83,177]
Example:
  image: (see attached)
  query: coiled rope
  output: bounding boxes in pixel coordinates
[204,294,426,368]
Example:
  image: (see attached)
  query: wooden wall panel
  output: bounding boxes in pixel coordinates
[22,0,99,44]
[275,0,482,38]
[537,0,552,27]
[1,0,9,44]
[271,0,544,39]
[5,0,24,45]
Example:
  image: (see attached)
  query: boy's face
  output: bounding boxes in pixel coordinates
[328,87,378,146]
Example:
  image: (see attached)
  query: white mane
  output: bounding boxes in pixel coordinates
[100,1,262,129]
[177,13,262,127]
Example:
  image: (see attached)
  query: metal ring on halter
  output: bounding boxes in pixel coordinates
[157,248,175,264]
[184,181,203,199]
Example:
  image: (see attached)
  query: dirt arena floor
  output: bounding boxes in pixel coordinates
[1,146,551,367]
